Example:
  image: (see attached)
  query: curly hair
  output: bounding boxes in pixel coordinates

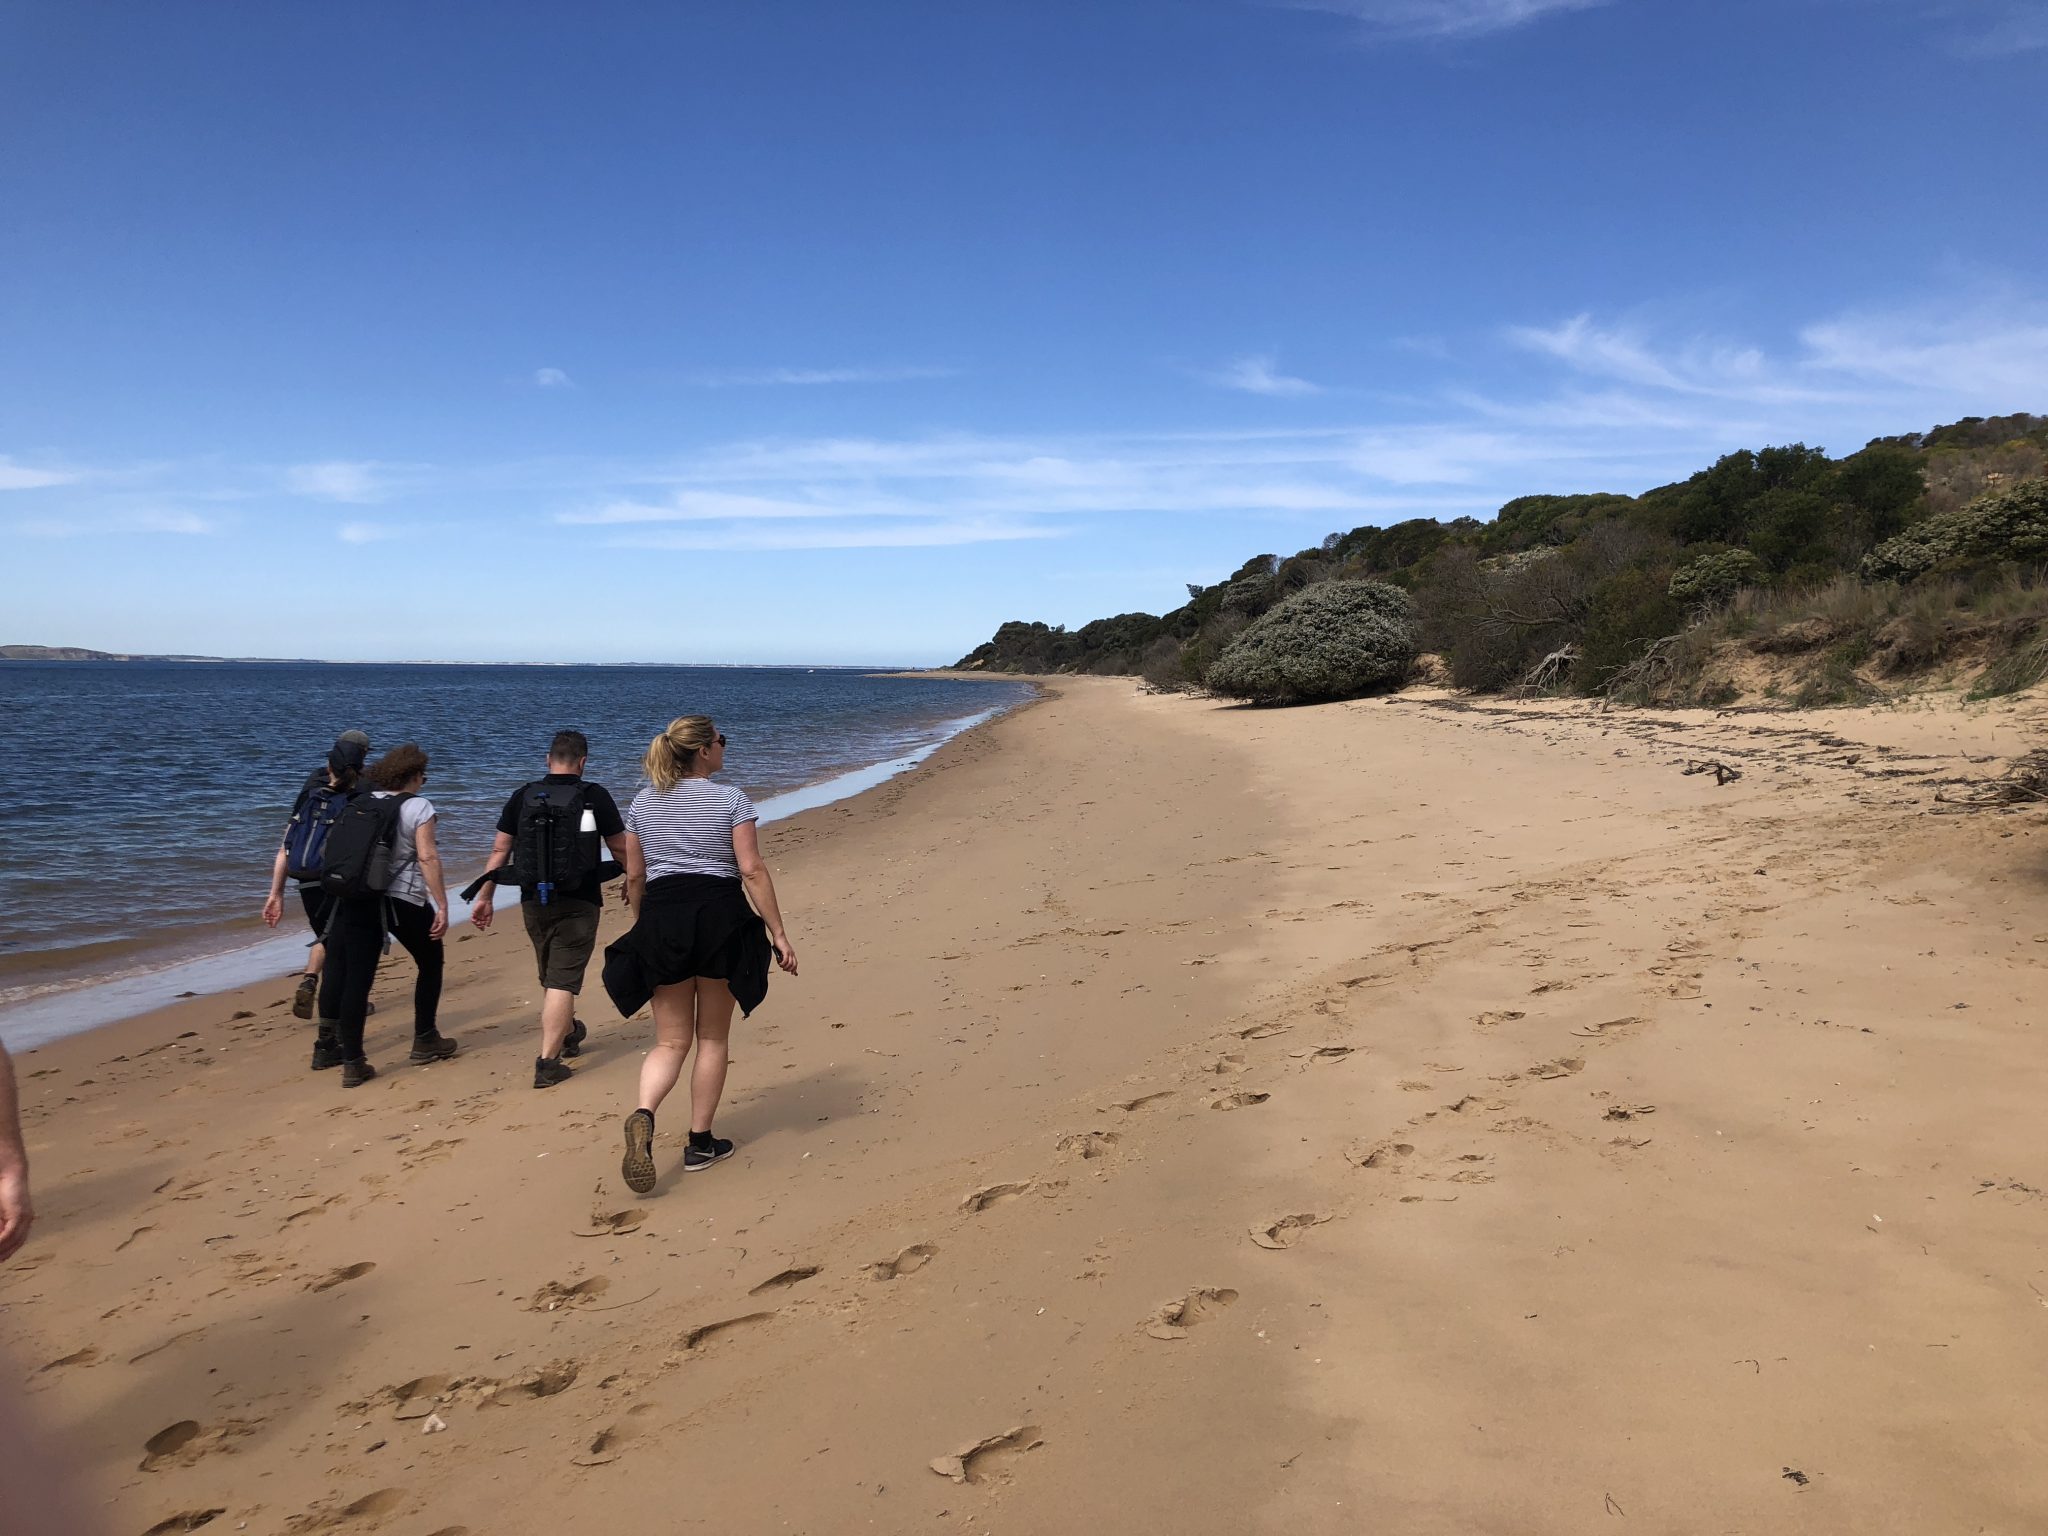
[367,741,429,791]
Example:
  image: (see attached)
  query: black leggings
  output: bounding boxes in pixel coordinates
[318,897,444,1059]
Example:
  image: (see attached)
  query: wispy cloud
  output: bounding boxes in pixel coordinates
[531,367,574,389]
[1933,0,2048,56]
[686,365,959,387]
[1287,0,1615,42]
[286,461,389,503]
[0,457,76,491]
[14,507,215,538]
[337,522,396,544]
[1204,355,1324,397]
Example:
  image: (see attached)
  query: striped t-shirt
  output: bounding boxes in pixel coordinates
[626,779,758,880]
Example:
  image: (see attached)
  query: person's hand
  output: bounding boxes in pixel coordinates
[262,893,283,928]
[470,892,494,932]
[772,935,799,976]
[428,905,448,941]
[0,1160,31,1264]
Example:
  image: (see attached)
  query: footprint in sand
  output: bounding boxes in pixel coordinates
[140,1419,257,1473]
[286,1488,407,1532]
[140,1421,201,1470]
[1203,1054,1248,1075]
[1249,1213,1329,1250]
[928,1425,1044,1485]
[143,1512,228,1535]
[1474,1010,1525,1030]
[748,1265,822,1296]
[1108,1090,1174,1113]
[38,1345,100,1373]
[1571,1017,1645,1040]
[1209,1090,1269,1111]
[486,1361,581,1404]
[575,1208,647,1237]
[1056,1130,1119,1161]
[308,1261,376,1292]
[1292,1045,1354,1064]
[867,1243,937,1281]
[390,1376,452,1421]
[1145,1287,1239,1341]
[573,1403,658,1466]
[1346,1140,1416,1170]
[960,1180,1035,1212]
[529,1276,611,1312]
[1235,1022,1291,1040]
[1526,1057,1585,1081]
[677,1312,774,1355]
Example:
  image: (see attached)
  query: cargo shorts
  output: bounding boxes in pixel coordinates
[522,897,601,995]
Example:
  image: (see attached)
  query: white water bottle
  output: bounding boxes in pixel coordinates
[578,807,597,834]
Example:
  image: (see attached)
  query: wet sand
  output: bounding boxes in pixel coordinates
[4,677,2047,1534]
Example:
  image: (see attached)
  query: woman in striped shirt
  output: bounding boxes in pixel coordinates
[602,715,798,1194]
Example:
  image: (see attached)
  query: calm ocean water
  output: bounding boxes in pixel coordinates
[0,663,1032,1025]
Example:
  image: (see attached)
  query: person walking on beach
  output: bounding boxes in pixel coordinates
[320,742,458,1087]
[602,717,797,1193]
[262,729,371,1020]
[0,1041,31,1265]
[469,730,630,1088]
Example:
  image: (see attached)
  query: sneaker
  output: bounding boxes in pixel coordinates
[533,1055,574,1089]
[341,1058,378,1088]
[621,1109,657,1194]
[560,1018,589,1060]
[408,1033,460,1063]
[291,973,319,1020]
[310,1031,342,1071]
[682,1133,735,1173]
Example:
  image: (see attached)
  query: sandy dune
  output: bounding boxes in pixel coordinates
[4,677,2046,1534]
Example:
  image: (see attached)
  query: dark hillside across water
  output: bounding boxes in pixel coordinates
[958,413,2048,705]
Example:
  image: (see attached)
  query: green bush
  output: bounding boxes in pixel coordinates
[1576,568,1685,692]
[1669,549,1766,610]
[1205,581,1417,704]
[1863,477,2048,582]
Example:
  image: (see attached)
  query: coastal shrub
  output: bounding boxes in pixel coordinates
[1575,568,1686,693]
[1205,580,1418,705]
[1863,478,2048,582]
[1669,549,1766,610]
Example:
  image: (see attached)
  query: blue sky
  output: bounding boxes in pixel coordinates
[2,0,2044,664]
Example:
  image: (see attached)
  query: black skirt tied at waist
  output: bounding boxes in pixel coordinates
[601,873,771,1019]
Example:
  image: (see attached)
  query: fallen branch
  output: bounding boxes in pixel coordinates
[1683,759,1743,786]
[1931,748,2048,813]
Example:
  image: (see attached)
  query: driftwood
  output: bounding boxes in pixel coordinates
[1932,748,2048,813]
[1683,759,1744,786]
[1602,633,1683,706]
[1512,643,1579,697]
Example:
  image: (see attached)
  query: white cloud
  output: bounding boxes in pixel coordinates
[287,461,387,503]
[1205,355,1323,397]
[1938,0,2048,56]
[14,507,215,538]
[1288,0,1614,41]
[687,365,959,387]
[0,457,76,491]
[337,522,396,544]
[532,367,574,389]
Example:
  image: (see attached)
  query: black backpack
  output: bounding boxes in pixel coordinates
[283,782,352,883]
[511,779,594,906]
[319,792,414,899]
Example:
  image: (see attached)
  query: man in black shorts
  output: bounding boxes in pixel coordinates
[262,729,371,1021]
[470,730,629,1087]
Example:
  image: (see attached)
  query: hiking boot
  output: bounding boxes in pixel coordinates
[341,1059,378,1088]
[310,1030,342,1071]
[533,1055,574,1089]
[292,973,319,1019]
[682,1132,735,1173]
[408,1033,460,1064]
[560,1018,589,1060]
[621,1109,657,1194]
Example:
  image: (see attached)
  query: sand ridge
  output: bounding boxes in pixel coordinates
[4,678,2047,1533]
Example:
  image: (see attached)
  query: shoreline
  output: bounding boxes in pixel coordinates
[0,690,1036,1052]
[5,677,2045,1534]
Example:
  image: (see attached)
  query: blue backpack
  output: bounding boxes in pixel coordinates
[283,784,352,883]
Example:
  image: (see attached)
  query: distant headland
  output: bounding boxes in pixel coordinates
[0,645,319,663]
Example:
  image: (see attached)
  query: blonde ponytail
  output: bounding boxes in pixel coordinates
[644,715,716,792]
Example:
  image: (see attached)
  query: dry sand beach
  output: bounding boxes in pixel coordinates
[5,677,2047,1535]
